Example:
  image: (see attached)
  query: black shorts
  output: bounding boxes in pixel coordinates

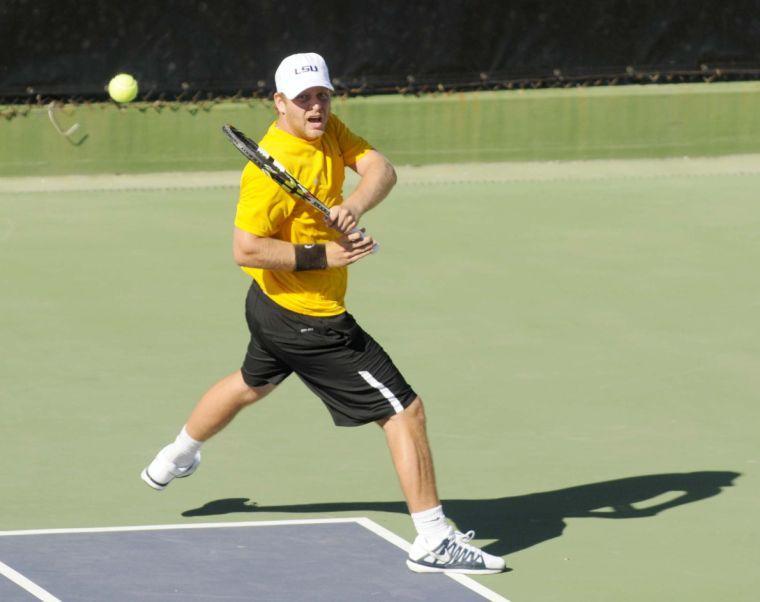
[240,281,417,426]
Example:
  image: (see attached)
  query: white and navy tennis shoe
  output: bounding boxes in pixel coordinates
[407,529,506,574]
[140,445,201,491]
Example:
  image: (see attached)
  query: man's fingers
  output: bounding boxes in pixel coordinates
[346,245,375,264]
[357,236,374,250]
[347,228,367,242]
[326,207,358,234]
[341,219,357,234]
[326,232,376,267]
[349,233,374,250]
[342,234,374,255]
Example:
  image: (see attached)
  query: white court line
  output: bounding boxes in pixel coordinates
[355,518,510,602]
[0,517,361,537]
[0,560,61,602]
[0,518,510,601]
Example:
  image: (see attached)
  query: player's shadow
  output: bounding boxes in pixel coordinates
[183,470,739,556]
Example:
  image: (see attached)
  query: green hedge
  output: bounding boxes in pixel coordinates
[2,82,759,176]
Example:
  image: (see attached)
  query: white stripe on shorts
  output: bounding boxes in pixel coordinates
[358,370,404,414]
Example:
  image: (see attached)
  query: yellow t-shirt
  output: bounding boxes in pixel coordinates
[234,115,372,317]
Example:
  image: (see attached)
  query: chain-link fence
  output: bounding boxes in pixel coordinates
[2,0,758,105]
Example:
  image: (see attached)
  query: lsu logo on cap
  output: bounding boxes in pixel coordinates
[276,53,334,98]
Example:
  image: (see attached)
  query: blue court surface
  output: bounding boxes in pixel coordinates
[0,518,507,601]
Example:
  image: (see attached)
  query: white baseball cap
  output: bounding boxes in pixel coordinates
[275,52,334,99]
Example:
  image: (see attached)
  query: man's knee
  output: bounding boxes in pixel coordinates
[378,396,426,429]
[234,375,276,407]
[404,396,426,425]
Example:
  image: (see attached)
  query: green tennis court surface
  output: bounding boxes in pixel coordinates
[2,158,759,601]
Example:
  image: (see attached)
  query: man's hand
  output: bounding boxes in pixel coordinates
[325,204,360,234]
[326,230,375,267]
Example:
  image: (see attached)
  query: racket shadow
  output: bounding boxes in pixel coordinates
[182,470,739,556]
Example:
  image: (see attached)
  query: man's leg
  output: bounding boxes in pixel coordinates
[185,370,276,441]
[379,396,506,574]
[377,396,440,513]
[141,370,275,490]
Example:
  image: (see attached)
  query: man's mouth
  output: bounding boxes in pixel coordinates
[307,115,323,125]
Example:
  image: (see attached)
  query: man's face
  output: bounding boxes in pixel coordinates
[275,86,332,140]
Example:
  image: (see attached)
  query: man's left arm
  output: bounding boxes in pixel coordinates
[326,150,397,234]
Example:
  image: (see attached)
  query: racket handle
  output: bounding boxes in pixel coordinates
[349,226,380,254]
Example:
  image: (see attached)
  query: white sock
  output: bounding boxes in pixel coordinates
[163,426,203,467]
[411,505,452,545]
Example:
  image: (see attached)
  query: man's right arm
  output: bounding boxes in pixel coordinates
[233,227,297,270]
[233,227,375,270]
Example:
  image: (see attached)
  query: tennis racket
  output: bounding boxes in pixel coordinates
[222,124,378,253]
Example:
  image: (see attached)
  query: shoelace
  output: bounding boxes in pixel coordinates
[457,530,475,545]
[429,530,482,564]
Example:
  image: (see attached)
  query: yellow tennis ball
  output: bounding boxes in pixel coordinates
[108,73,139,103]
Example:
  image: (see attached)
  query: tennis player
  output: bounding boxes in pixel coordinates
[142,52,505,575]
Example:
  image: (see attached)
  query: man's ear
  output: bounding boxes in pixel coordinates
[273,92,287,115]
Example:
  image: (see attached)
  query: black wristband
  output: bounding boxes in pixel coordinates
[294,244,328,271]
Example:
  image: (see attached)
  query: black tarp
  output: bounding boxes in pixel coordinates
[1,0,758,99]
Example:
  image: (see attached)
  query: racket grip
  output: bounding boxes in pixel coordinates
[349,227,380,254]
